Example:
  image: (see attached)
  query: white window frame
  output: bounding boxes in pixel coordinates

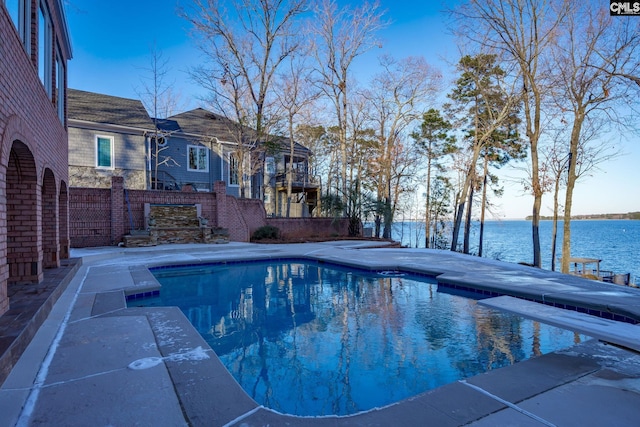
[265,156,275,176]
[38,0,53,97]
[55,44,65,123]
[187,145,209,172]
[229,153,240,186]
[95,135,114,170]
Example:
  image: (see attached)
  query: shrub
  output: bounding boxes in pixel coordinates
[252,225,280,241]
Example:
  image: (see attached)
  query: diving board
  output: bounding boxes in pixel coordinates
[479,296,640,353]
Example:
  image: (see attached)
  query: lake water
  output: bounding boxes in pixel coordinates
[391,220,640,283]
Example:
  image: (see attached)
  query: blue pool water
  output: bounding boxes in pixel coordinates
[137,260,588,416]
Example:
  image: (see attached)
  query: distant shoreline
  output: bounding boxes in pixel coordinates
[525,212,640,221]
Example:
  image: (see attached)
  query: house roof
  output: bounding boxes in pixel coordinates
[67,89,311,155]
[158,108,311,155]
[67,89,154,129]
[157,108,255,142]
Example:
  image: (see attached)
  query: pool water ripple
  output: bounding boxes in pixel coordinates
[136,260,588,416]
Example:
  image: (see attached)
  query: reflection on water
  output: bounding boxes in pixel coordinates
[148,261,586,416]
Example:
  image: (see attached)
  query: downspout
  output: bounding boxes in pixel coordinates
[208,137,215,192]
[143,132,151,189]
[218,139,224,183]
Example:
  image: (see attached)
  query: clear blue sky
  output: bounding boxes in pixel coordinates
[65,0,640,219]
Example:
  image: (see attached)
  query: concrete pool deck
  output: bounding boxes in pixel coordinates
[1,241,640,426]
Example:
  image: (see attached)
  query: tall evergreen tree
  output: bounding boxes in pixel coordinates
[446,54,521,253]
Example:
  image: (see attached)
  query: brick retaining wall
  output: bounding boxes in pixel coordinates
[266,217,350,239]
[69,177,352,247]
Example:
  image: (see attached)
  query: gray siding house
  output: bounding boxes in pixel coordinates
[153,108,243,197]
[67,89,319,217]
[155,108,320,216]
[67,89,152,189]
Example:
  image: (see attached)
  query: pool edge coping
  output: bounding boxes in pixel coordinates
[105,252,638,425]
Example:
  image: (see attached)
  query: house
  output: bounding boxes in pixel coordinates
[67,89,153,190]
[154,108,320,217]
[263,138,320,218]
[66,90,319,217]
[0,0,73,315]
[151,108,243,195]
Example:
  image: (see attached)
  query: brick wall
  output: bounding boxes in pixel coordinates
[69,177,353,247]
[237,198,267,237]
[1,1,71,314]
[70,178,238,247]
[267,218,350,239]
[69,187,112,247]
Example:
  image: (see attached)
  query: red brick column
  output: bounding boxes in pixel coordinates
[58,185,70,259]
[214,181,228,229]
[111,176,125,245]
[42,171,60,268]
[0,164,7,315]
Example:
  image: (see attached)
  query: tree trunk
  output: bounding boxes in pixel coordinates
[374,215,381,238]
[478,156,489,257]
[286,116,295,218]
[340,79,348,199]
[450,141,483,251]
[529,127,542,267]
[531,199,542,266]
[424,156,432,248]
[382,197,392,239]
[451,191,464,252]
[561,112,584,273]
[463,183,474,254]
[551,171,561,271]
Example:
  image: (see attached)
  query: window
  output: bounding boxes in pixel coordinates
[229,153,240,186]
[7,0,31,53]
[265,156,275,176]
[56,45,65,123]
[188,145,208,172]
[6,0,20,29]
[96,136,114,169]
[38,1,52,97]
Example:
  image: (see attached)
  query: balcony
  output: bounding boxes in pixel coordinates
[274,172,320,190]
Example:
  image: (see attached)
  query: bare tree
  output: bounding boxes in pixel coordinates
[294,123,337,216]
[550,1,640,273]
[310,0,387,199]
[274,47,321,217]
[453,0,568,266]
[183,0,307,197]
[136,46,181,190]
[363,55,442,238]
[541,114,621,271]
[539,129,568,271]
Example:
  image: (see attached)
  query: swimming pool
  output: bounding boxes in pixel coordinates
[134,259,588,416]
